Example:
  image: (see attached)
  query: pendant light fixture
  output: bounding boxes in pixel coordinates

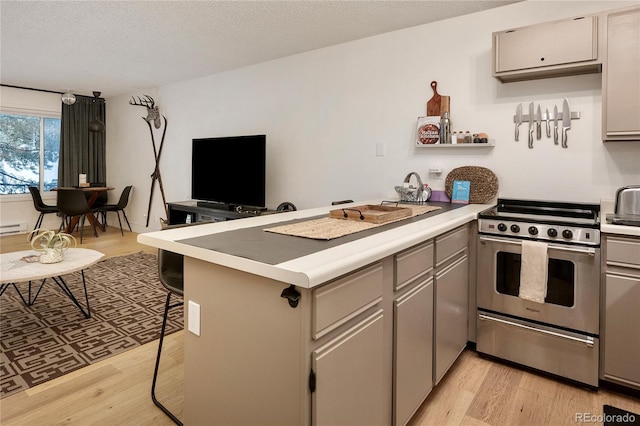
[88,91,105,133]
[61,90,76,105]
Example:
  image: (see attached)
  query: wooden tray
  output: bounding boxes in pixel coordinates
[329,204,411,224]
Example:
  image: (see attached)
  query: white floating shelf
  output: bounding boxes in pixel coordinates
[416,140,495,148]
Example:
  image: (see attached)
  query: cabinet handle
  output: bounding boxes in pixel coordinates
[606,261,640,272]
[436,253,467,276]
[607,131,640,137]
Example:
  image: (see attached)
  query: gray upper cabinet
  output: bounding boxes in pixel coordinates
[493,15,600,82]
[602,7,640,141]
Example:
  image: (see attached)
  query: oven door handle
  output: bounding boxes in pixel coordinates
[478,236,596,256]
[478,313,595,347]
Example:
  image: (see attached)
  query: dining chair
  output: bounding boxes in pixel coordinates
[98,185,132,236]
[56,188,98,243]
[152,248,184,426]
[28,186,59,230]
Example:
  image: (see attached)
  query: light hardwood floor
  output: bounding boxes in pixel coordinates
[1,229,639,425]
[410,350,640,426]
[1,229,181,426]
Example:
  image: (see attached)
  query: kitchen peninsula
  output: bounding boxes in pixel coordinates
[138,200,490,425]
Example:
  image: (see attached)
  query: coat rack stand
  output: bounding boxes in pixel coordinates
[130,95,169,227]
[143,117,168,227]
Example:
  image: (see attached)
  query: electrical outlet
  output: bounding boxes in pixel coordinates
[188,300,200,336]
[429,168,444,180]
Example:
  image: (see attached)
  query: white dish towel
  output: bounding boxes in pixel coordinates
[519,240,548,304]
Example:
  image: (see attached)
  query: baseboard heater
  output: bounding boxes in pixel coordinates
[0,222,28,236]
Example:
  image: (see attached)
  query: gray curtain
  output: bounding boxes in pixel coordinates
[58,95,106,186]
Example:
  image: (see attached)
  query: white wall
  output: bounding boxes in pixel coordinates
[3,1,639,233]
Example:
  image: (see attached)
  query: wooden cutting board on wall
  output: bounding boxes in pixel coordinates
[426,81,450,116]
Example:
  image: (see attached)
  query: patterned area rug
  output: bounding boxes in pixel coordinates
[0,251,183,399]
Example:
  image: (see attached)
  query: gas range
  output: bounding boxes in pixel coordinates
[478,198,600,246]
[476,198,602,387]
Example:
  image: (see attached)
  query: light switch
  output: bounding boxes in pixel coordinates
[376,142,385,157]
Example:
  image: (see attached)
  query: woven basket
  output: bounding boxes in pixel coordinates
[394,172,425,202]
[444,166,499,203]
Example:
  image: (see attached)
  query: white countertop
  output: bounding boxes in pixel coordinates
[137,200,490,288]
[600,199,640,237]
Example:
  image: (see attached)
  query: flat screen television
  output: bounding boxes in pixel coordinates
[191,135,266,210]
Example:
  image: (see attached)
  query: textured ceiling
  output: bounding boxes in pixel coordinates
[1,1,518,98]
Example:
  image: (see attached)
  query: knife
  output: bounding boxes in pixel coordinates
[545,107,551,138]
[515,103,522,141]
[536,104,542,140]
[562,98,571,148]
[553,105,559,144]
[528,102,534,148]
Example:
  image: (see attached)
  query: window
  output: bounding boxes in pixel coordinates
[0,112,60,194]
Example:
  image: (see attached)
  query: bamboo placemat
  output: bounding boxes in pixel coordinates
[264,204,441,240]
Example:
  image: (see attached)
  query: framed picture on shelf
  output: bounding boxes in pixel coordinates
[416,116,440,145]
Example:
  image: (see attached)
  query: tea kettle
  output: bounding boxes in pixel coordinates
[422,184,432,202]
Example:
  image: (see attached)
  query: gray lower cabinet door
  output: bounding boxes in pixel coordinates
[312,310,385,426]
[604,273,640,387]
[394,278,433,426]
[434,255,469,384]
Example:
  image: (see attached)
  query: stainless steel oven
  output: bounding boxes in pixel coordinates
[476,199,601,387]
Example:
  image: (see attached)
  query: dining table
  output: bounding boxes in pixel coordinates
[55,186,114,235]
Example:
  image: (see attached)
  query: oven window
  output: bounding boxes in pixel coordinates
[495,252,575,307]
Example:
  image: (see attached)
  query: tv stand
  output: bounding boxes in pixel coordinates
[196,201,235,211]
[168,201,274,225]
[195,201,268,213]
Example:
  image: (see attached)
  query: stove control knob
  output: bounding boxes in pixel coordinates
[562,229,573,239]
[528,226,538,235]
[497,223,507,232]
[510,224,520,233]
[547,228,558,237]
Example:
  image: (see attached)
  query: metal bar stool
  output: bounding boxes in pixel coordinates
[152,248,184,426]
